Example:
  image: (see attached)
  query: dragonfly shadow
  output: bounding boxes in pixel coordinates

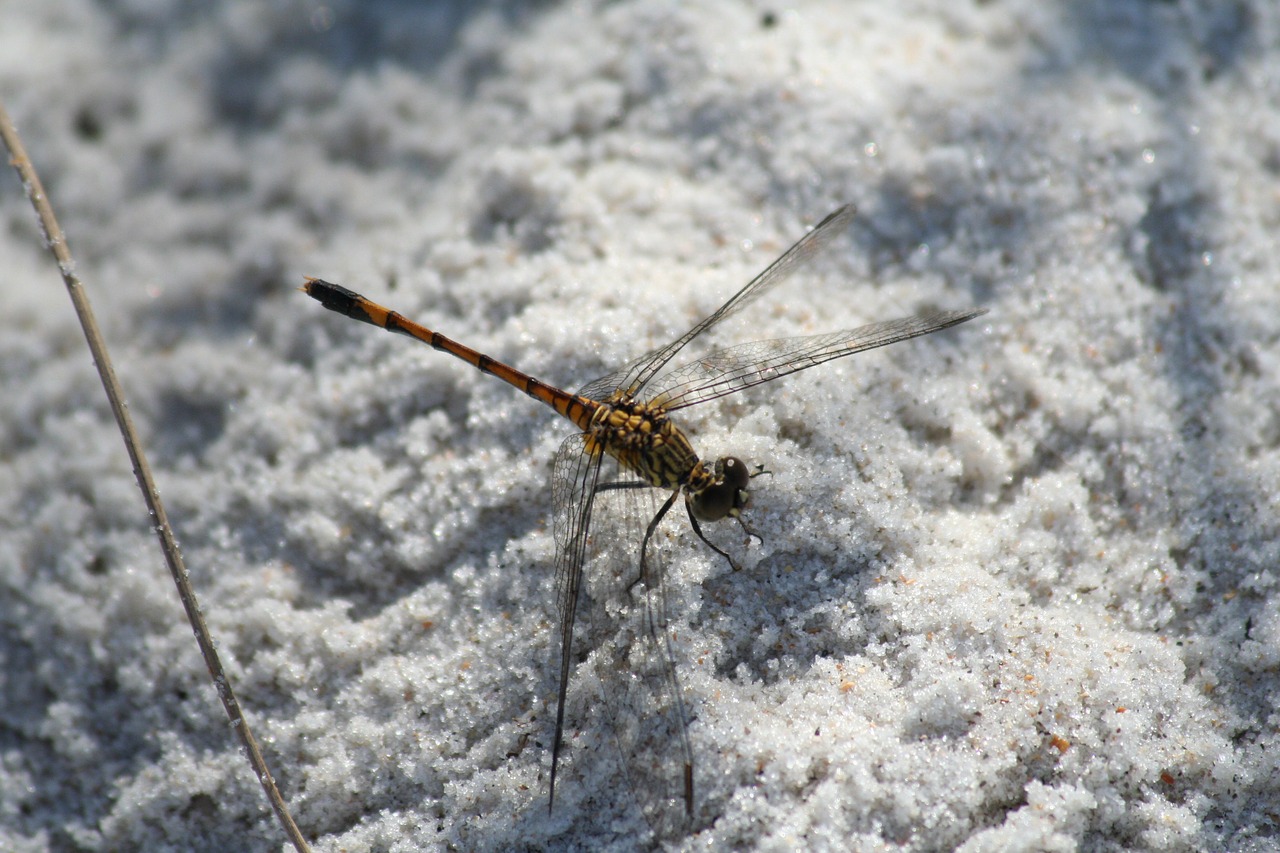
[701,531,884,690]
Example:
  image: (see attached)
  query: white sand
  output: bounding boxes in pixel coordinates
[2,1,1277,850]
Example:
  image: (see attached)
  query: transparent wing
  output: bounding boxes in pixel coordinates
[647,308,988,410]
[549,439,696,834]
[577,205,859,402]
[549,432,604,810]
[581,470,698,838]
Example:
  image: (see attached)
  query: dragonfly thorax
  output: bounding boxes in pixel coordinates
[585,396,701,491]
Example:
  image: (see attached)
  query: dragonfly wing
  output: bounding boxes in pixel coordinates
[576,342,672,405]
[649,308,988,410]
[577,205,859,402]
[549,438,695,832]
[549,432,604,810]
[582,472,698,837]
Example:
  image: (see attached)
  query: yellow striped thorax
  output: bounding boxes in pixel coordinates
[585,393,702,490]
[584,392,751,522]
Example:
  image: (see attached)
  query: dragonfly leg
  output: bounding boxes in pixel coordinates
[632,490,680,592]
[734,515,764,548]
[731,463,772,545]
[685,501,741,571]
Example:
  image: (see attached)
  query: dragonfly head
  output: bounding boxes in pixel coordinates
[689,456,751,522]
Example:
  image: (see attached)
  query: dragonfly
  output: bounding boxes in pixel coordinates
[302,204,986,826]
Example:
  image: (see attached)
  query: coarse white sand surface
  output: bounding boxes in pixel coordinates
[2,2,1277,850]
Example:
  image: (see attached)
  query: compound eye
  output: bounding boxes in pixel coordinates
[689,457,751,521]
[719,457,751,490]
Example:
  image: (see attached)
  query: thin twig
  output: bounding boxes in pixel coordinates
[0,101,312,853]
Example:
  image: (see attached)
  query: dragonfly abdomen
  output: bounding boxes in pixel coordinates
[302,277,597,429]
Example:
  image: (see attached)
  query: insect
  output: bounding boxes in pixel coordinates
[303,204,985,824]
